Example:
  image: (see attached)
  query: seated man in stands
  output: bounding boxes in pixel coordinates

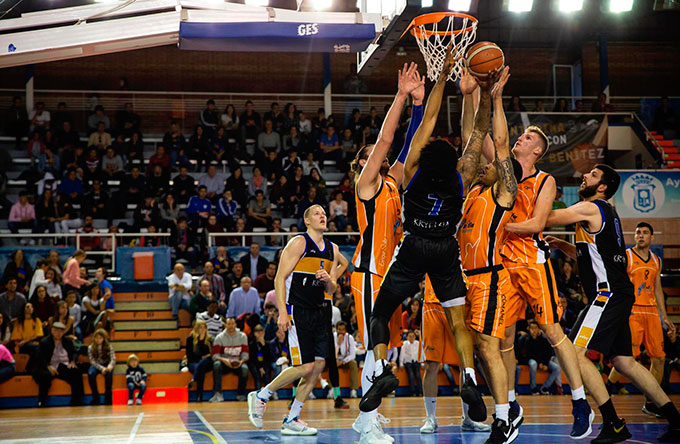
[211,316,249,402]
[199,164,225,203]
[520,320,563,395]
[246,190,272,231]
[120,166,146,208]
[190,279,214,320]
[172,166,196,205]
[101,147,125,181]
[186,186,212,229]
[88,122,112,151]
[253,263,277,300]
[8,191,37,235]
[171,217,198,268]
[239,243,268,282]
[32,322,83,407]
[199,261,226,306]
[76,216,101,253]
[227,276,261,318]
[334,321,360,399]
[168,263,193,319]
[197,299,225,337]
[0,278,27,321]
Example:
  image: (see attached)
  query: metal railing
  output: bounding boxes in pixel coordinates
[207,231,359,249]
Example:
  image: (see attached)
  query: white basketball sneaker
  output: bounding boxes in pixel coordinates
[281,416,318,435]
[420,416,438,434]
[359,418,392,444]
[247,391,267,429]
[461,416,491,432]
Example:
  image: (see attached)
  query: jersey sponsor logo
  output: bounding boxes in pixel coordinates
[613,254,626,264]
[412,218,450,230]
[297,23,319,36]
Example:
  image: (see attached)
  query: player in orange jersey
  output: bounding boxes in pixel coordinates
[419,275,491,434]
[460,68,593,438]
[607,222,676,418]
[349,62,425,444]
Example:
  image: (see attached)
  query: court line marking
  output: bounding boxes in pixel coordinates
[126,412,144,444]
[193,411,228,444]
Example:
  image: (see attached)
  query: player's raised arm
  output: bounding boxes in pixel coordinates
[490,67,518,208]
[460,68,495,164]
[389,71,424,187]
[403,50,456,186]
[546,201,602,230]
[358,63,423,198]
[274,236,306,332]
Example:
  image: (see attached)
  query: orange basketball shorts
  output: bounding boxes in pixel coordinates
[466,267,511,339]
[421,301,460,365]
[504,261,563,326]
[630,305,665,358]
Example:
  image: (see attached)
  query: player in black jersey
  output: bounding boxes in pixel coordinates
[517,165,680,443]
[359,51,489,424]
[246,204,341,436]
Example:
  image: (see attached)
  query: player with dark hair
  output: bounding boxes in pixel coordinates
[359,51,486,428]
[515,165,680,443]
[607,221,676,417]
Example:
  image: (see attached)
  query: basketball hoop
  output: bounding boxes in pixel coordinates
[404,12,478,82]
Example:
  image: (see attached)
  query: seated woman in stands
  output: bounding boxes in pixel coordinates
[87,328,115,405]
[30,286,55,328]
[80,285,109,337]
[0,343,15,384]
[44,268,63,300]
[182,320,214,402]
[48,301,77,343]
[10,302,43,355]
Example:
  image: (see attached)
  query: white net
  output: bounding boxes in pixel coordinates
[412,14,478,82]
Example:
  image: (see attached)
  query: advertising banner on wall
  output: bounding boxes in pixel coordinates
[613,170,680,218]
[505,112,608,178]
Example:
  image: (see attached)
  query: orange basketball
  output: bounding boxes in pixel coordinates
[466,41,505,78]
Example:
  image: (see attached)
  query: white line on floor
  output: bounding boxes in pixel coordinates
[193,411,228,444]
[126,412,145,444]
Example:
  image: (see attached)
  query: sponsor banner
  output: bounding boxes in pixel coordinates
[613,170,680,218]
[506,112,608,178]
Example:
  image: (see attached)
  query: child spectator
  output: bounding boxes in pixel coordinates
[211,317,249,402]
[217,189,238,231]
[87,328,115,405]
[248,324,272,390]
[11,302,43,355]
[81,285,108,336]
[196,300,225,338]
[183,320,214,402]
[126,354,147,405]
[399,330,422,396]
[63,249,90,300]
[520,320,562,395]
[44,269,62,300]
[0,343,15,384]
[269,327,289,388]
[48,301,77,342]
[65,291,82,340]
[260,302,278,341]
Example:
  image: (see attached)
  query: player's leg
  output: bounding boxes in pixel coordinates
[282,359,325,436]
[500,264,526,426]
[421,361,440,434]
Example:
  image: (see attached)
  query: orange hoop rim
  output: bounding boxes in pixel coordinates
[402,12,478,40]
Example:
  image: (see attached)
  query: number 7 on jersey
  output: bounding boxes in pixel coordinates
[427,193,443,216]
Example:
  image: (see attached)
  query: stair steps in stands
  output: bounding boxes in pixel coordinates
[114,320,178,331]
[113,361,179,374]
[116,292,170,302]
[112,339,181,352]
[112,328,190,341]
[648,130,680,169]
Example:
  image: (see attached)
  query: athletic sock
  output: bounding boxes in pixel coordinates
[461,398,470,420]
[292,386,297,399]
[660,402,680,426]
[374,360,388,377]
[571,386,586,401]
[508,390,516,403]
[424,397,437,418]
[258,386,273,402]
[496,403,510,425]
[333,387,340,400]
[598,399,618,424]
[287,399,304,421]
[464,368,477,385]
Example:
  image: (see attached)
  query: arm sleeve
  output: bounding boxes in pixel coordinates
[397,104,423,164]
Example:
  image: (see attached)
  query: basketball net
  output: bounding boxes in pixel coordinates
[410,13,478,82]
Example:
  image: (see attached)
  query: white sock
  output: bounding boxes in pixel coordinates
[496,403,510,424]
[362,350,376,394]
[258,386,273,402]
[424,397,437,418]
[374,359,388,377]
[464,368,477,385]
[508,389,516,403]
[571,386,586,401]
[287,399,304,421]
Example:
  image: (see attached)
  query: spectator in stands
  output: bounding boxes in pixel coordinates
[507,95,525,112]
[553,98,569,112]
[262,150,281,182]
[253,262,276,301]
[260,302,277,341]
[246,190,272,231]
[88,122,112,151]
[133,196,159,232]
[365,107,381,140]
[87,328,115,405]
[0,312,11,346]
[116,103,140,137]
[101,147,124,180]
[64,291,82,339]
[33,322,83,407]
[211,316,249,402]
[248,323,272,390]
[267,218,285,247]
[3,250,32,295]
[268,327,289,392]
[402,297,421,333]
[230,217,249,247]
[247,167,268,198]
[264,102,285,132]
[146,145,170,178]
[199,164,225,203]
[183,319,214,402]
[534,99,545,112]
[6,96,28,148]
[225,167,248,209]
[44,268,62,300]
[77,215,101,252]
[307,168,328,202]
[282,149,302,176]
[126,132,144,167]
[240,243,268,282]
[47,250,62,277]
[225,262,245,292]
[29,102,51,134]
[199,261,226,306]
[29,260,50,301]
[210,246,231,280]
[81,285,108,336]
[36,189,57,234]
[186,186,212,229]
[55,193,82,234]
[164,121,186,165]
[257,119,281,161]
[28,130,46,168]
[160,193,182,230]
[227,276,261,318]
[168,263,192,319]
[190,279,214,320]
[340,128,358,162]
[333,320,359,398]
[96,267,114,313]
[30,286,55,327]
[10,302,43,354]
[63,249,90,299]
[574,100,584,112]
[126,354,146,405]
[172,166,196,205]
[61,145,85,176]
[9,191,37,236]
[59,168,83,203]
[592,92,615,112]
[188,125,210,172]
[653,96,677,137]
[171,217,198,268]
[521,320,562,394]
[0,343,15,384]
[400,329,422,396]
[84,180,110,222]
[298,110,312,138]
[296,186,323,228]
[83,147,103,184]
[320,126,341,162]
[120,166,145,208]
[87,105,110,133]
[329,191,348,231]
[200,99,219,136]
[49,301,76,342]
[216,189,238,231]
[241,100,261,143]
[56,121,80,150]
[221,104,240,141]
[283,127,302,153]
[197,299,225,337]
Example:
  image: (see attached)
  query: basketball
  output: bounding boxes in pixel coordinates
[466,41,505,77]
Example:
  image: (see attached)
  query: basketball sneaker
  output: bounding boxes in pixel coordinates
[509,401,524,428]
[570,398,594,439]
[462,416,491,432]
[461,374,487,422]
[642,401,664,418]
[420,416,438,434]
[281,416,318,436]
[359,364,399,412]
[247,391,267,429]
[353,414,394,442]
[590,418,631,444]
[485,416,518,444]
[334,397,350,409]
[359,418,392,444]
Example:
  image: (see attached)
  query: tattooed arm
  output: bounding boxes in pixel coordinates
[456,83,491,194]
[460,68,495,164]
[489,67,518,209]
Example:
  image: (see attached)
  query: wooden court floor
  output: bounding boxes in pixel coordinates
[0,394,677,443]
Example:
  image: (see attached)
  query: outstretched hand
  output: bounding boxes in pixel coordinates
[398,62,425,97]
[491,66,511,100]
[410,70,426,105]
[475,66,503,91]
[459,67,478,95]
[441,43,456,80]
